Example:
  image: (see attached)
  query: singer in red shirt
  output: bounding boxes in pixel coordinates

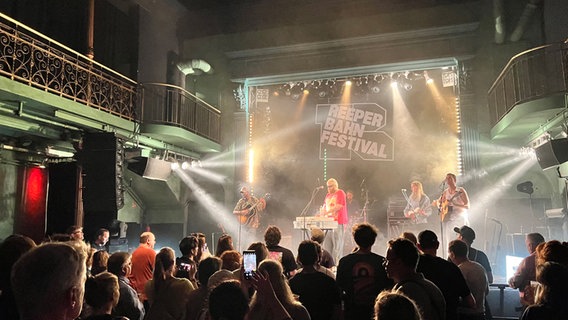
[320,178,348,262]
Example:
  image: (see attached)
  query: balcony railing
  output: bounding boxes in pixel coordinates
[488,42,568,127]
[0,12,221,145]
[140,83,221,143]
[0,12,137,119]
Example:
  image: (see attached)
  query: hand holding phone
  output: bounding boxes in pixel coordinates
[243,250,257,280]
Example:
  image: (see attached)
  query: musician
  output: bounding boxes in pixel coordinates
[403,181,432,225]
[320,178,348,262]
[233,186,266,230]
[346,190,361,217]
[433,173,470,251]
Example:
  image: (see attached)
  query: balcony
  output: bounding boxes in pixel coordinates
[488,42,568,144]
[0,12,220,156]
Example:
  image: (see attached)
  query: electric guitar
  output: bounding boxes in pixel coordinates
[438,190,463,222]
[237,193,271,227]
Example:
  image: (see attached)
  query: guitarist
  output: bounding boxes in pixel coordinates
[403,180,433,225]
[233,186,266,229]
[433,173,470,252]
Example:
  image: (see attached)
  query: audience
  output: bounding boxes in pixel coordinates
[336,223,392,320]
[508,232,545,306]
[175,235,199,287]
[215,234,234,257]
[374,290,423,320]
[290,240,341,320]
[144,247,195,320]
[83,272,127,320]
[416,230,474,320]
[129,232,156,306]
[385,238,445,320]
[448,239,488,320]
[67,225,85,241]
[185,256,222,320]
[11,241,88,320]
[520,261,568,320]
[91,250,110,276]
[310,227,335,268]
[92,228,110,252]
[264,225,297,278]
[0,234,36,320]
[107,252,145,320]
[220,250,242,271]
[248,259,310,320]
[400,232,418,246]
[208,280,250,320]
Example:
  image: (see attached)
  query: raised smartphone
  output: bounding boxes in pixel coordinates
[243,250,257,280]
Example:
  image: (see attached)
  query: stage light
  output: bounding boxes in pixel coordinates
[345,80,352,86]
[390,81,398,88]
[171,162,179,170]
[424,71,434,84]
[369,75,382,94]
[181,161,190,170]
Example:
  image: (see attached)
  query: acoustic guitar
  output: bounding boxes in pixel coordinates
[238,193,270,227]
[438,190,462,222]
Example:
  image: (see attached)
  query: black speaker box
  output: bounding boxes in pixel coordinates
[127,156,171,181]
[82,133,124,213]
[534,138,568,170]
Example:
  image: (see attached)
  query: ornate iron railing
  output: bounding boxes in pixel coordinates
[140,83,221,143]
[488,42,568,127]
[0,12,137,119]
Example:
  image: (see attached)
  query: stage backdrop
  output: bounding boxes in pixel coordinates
[247,72,458,232]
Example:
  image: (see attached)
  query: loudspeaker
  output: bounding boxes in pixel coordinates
[82,133,124,213]
[534,138,568,170]
[127,156,171,181]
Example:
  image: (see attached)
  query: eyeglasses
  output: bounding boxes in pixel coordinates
[327,185,334,188]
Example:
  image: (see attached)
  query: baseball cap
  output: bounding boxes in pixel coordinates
[418,230,439,249]
[454,225,475,242]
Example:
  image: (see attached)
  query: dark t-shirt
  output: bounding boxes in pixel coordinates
[336,251,393,320]
[469,247,492,280]
[289,271,341,320]
[417,253,471,320]
[267,244,297,277]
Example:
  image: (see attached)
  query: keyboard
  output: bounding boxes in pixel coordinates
[293,216,338,230]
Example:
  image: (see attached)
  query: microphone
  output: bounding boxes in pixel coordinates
[402,188,407,192]
[360,178,366,188]
[316,186,324,190]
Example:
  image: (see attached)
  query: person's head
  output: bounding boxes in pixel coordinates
[91,250,110,276]
[536,240,568,267]
[216,234,234,257]
[179,235,199,257]
[247,242,269,266]
[417,230,439,253]
[84,272,120,312]
[209,280,249,320]
[95,228,110,246]
[0,234,36,291]
[385,238,419,282]
[310,227,325,244]
[534,261,568,306]
[264,225,282,247]
[153,247,176,291]
[326,178,339,193]
[454,225,475,245]
[239,186,250,198]
[346,190,354,202]
[67,225,84,241]
[526,233,545,254]
[197,256,222,288]
[374,290,422,320]
[410,180,424,197]
[107,252,132,277]
[11,242,88,320]
[297,240,319,267]
[352,223,378,249]
[400,232,417,245]
[448,239,469,264]
[445,173,457,187]
[139,232,156,249]
[220,250,241,271]
[257,259,295,305]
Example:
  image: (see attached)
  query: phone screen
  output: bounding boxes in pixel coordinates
[243,250,257,279]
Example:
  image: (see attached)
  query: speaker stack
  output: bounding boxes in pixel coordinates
[534,138,568,170]
[81,133,124,239]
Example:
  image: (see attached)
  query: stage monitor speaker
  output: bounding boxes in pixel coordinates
[534,138,568,170]
[128,156,171,181]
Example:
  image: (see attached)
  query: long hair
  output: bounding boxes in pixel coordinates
[153,247,175,292]
[248,260,300,320]
[215,234,234,257]
[409,181,425,202]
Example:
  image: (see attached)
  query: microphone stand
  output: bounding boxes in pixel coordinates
[361,185,369,224]
[299,187,322,240]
